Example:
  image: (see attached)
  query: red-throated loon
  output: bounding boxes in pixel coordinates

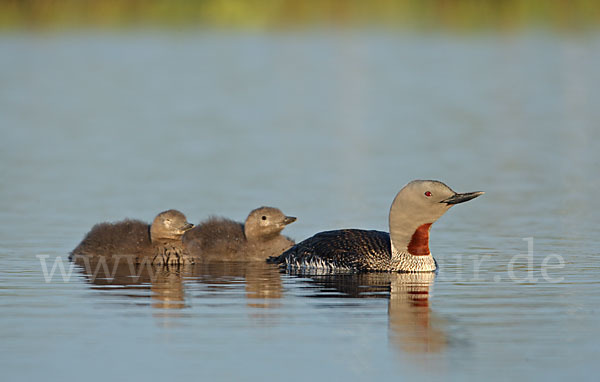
[70,209,194,265]
[267,180,483,272]
[183,206,296,261]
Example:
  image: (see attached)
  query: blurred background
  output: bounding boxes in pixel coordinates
[1,0,599,30]
[2,0,598,232]
[1,1,599,381]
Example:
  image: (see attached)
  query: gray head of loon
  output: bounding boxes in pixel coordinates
[389,180,484,257]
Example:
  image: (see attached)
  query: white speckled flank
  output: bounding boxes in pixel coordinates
[281,248,437,273]
[285,256,354,273]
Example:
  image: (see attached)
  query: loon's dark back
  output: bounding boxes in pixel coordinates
[267,229,391,271]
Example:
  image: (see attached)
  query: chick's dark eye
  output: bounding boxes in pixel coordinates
[424,191,432,197]
[261,216,267,220]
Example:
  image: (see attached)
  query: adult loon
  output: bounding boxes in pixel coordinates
[267,180,483,272]
[183,206,296,261]
[70,209,194,265]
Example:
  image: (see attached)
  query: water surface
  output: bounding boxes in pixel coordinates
[1,30,599,381]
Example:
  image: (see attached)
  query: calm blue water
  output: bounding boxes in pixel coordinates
[1,30,599,381]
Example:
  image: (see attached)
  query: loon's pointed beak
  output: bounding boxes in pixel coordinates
[283,216,297,225]
[441,191,484,205]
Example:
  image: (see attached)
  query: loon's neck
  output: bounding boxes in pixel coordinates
[389,212,436,272]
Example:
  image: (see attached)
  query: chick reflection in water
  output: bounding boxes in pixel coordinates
[72,257,193,310]
[76,255,282,314]
[72,257,285,313]
[193,262,285,311]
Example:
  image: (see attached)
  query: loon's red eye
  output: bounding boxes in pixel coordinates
[424,191,432,197]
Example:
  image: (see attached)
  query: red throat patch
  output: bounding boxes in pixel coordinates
[407,223,432,256]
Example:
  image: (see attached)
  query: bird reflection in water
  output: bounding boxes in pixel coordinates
[388,272,445,354]
[71,255,191,310]
[72,256,445,352]
[70,255,283,312]
[292,271,446,354]
[193,261,283,315]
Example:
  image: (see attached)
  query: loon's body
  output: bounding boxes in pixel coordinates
[184,207,296,261]
[269,180,482,273]
[273,229,437,272]
[70,210,194,265]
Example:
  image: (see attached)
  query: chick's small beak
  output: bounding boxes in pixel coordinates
[181,223,194,231]
[441,191,484,205]
[283,216,297,225]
